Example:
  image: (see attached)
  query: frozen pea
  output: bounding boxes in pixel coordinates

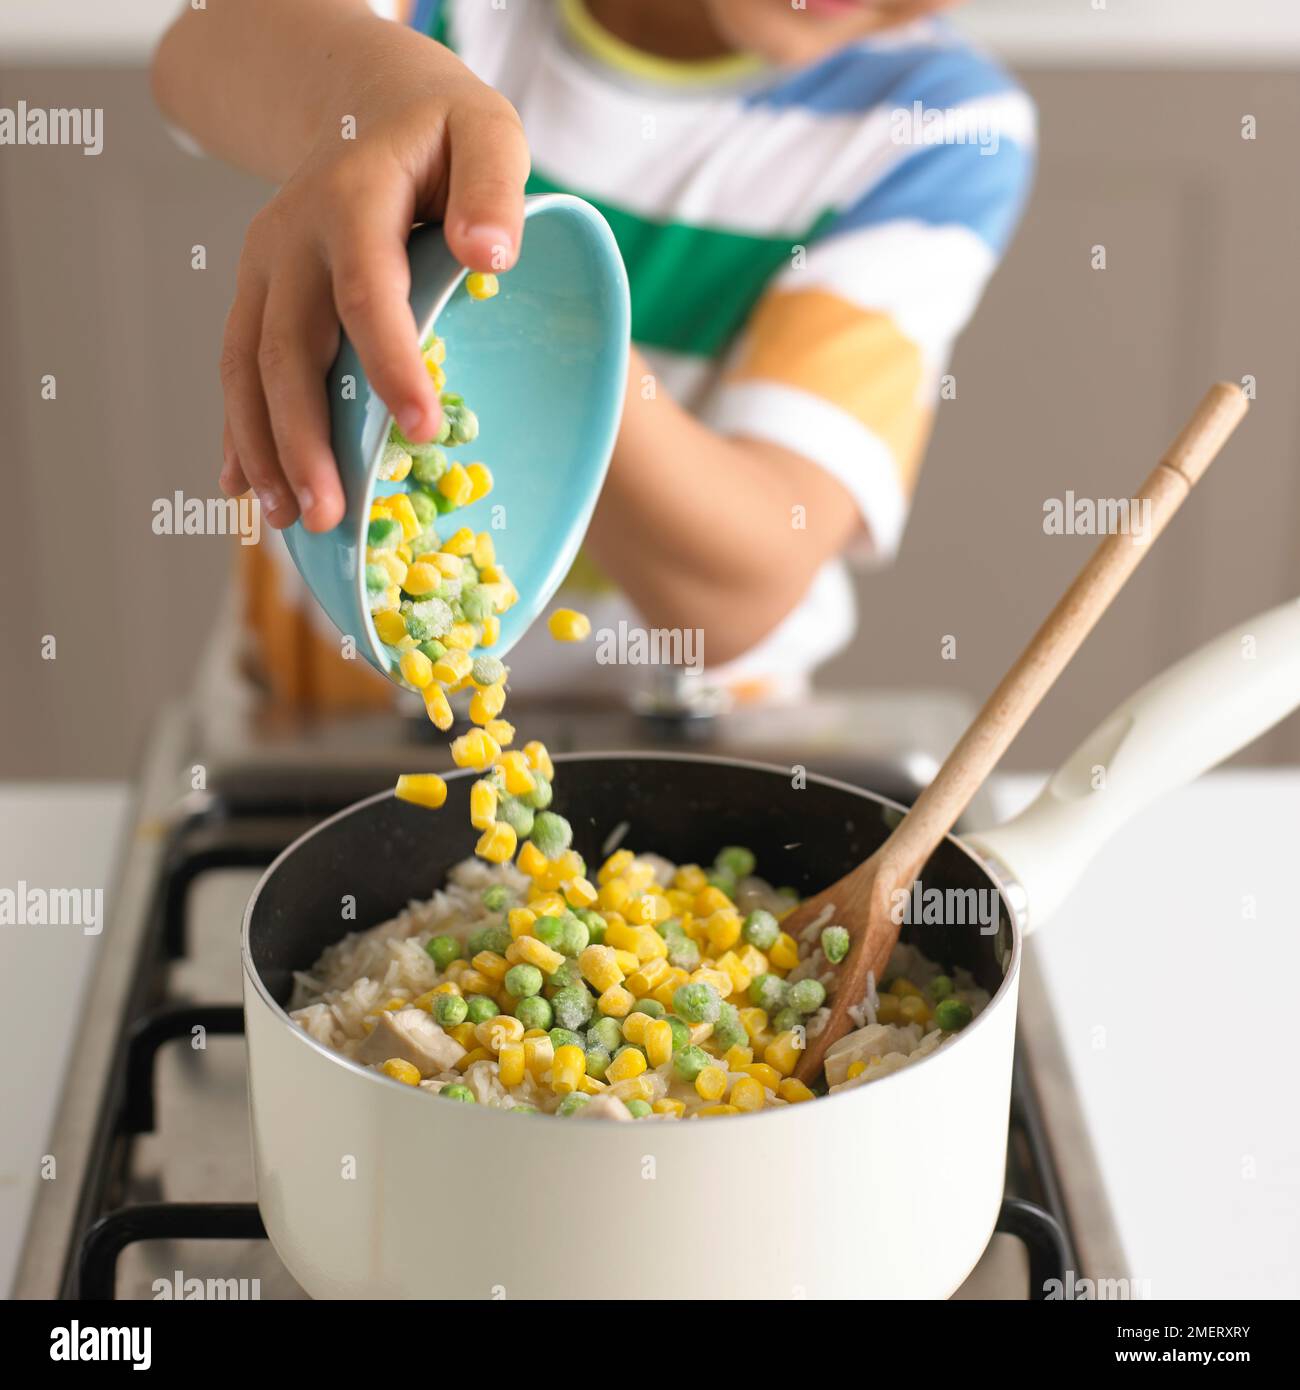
[404,597,453,642]
[656,916,684,940]
[432,489,457,516]
[586,1017,623,1053]
[530,811,573,859]
[574,908,606,945]
[425,935,462,970]
[465,995,499,1025]
[789,978,826,1015]
[367,517,401,549]
[364,563,388,593]
[667,936,700,971]
[467,924,511,956]
[504,963,543,998]
[433,994,468,1028]
[548,1027,585,1051]
[532,915,567,950]
[557,1093,590,1117]
[935,998,973,1032]
[629,998,665,1020]
[472,654,506,686]
[440,1083,475,1103]
[771,1007,801,1033]
[551,985,594,1031]
[496,795,535,839]
[461,586,493,622]
[821,925,850,965]
[712,1002,747,1051]
[481,884,509,912]
[663,1016,691,1052]
[559,915,590,958]
[584,1047,611,1080]
[514,994,553,1031]
[748,974,787,1012]
[742,909,780,951]
[672,981,720,1026]
[410,447,448,485]
[672,1045,710,1082]
[706,866,737,897]
[407,488,439,527]
[930,974,955,1001]
[417,639,447,664]
[509,1103,537,1115]
[547,960,582,991]
[625,1099,653,1118]
[716,846,756,880]
[520,774,553,811]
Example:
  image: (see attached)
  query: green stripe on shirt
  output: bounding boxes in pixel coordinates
[526,169,830,357]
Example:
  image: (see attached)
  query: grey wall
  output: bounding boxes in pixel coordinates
[1,65,1297,778]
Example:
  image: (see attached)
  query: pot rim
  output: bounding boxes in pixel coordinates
[240,750,1024,1129]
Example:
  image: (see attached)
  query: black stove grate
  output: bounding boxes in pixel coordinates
[64,805,1077,1301]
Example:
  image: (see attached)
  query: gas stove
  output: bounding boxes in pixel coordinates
[13,664,1125,1299]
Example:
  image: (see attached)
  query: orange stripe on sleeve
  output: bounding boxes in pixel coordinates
[725,288,933,492]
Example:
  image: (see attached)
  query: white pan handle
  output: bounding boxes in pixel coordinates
[963,597,1300,933]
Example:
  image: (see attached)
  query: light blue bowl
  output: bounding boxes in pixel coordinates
[282,193,629,680]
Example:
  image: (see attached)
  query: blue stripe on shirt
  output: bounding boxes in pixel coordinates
[743,39,1021,117]
[828,137,1035,255]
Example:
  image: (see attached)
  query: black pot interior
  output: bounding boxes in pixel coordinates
[248,755,1014,1007]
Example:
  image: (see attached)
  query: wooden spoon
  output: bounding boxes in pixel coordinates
[790,382,1249,1086]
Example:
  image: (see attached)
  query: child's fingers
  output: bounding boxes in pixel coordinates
[325,184,440,446]
[259,252,346,532]
[443,98,528,273]
[221,270,299,528]
[219,420,250,499]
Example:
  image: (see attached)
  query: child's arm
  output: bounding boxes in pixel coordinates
[585,349,860,667]
[152,0,528,533]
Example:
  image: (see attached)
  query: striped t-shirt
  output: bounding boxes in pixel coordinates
[243,0,1034,710]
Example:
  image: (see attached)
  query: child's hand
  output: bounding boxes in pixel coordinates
[217,29,528,532]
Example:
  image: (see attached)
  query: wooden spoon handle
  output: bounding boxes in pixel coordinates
[880,381,1249,881]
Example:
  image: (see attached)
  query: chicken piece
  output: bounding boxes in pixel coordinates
[356,1008,465,1077]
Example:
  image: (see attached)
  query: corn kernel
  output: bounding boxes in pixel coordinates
[730,1077,765,1112]
[898,995,931,1027]
[890,977,922,998]
[598,984,635,1018]
[645,1019,674,1068]
[475,821,517,864]
[465,271,499,300]
[694,1066,727,1102]
[431,648,472,685]
[468,683,507,724]
[394,773,447,810]
[471,950,509,982]
[564,876,597,909]
[724,1044,754,1070]
[398,648,434,690]
[599,848,634,884]
[625,959,669,995]
[480,614,500,647]
[510,935,566,973]
[673,864,708,893]
[508,907,537,938]
[387,493,421,541]
[577,1073,608,1095]
[552,1043,586,1095]
[764,1030,803,1076]
[443,622,478,652]
[476,1014,524,1052]
[846,1060,867,1080]
[607,1074,655,1104]
[653,1097,686,1118]
[496,750,536,796]
[621,1011,652,1044]
[693,886,732,917]
[705,909,743,954]
[401,561,440,596]
[448,1022,477,1049]
[769,932,800,971]
[547,608,591,642]
[465,462,493,502]
[455,1046,491,1071]
[696,1103,740,1116]
[517,841,548,878]
[742,1062,782,1091]
[373,608,408,645]
[715,950,752,996]
[579,945,624,992]
[613,950,641,976]
[458,969,495,996]
[438,463,473,507]
[422,683,454,731]
[485,718,515,748]
[778,1077,816,1104]
[498,1042,525,1087]
[468,780,497,831]
[472,531,495,567]
[523,1036,554,1076]
[606,1047,647,1083]
[380,1058,421,1085]
[451,729,501,770]
[598,878,632,913]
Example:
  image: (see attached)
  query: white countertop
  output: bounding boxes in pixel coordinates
[4,0,1299,67]
[2,770,1297,1298]
[0,782,132,1297]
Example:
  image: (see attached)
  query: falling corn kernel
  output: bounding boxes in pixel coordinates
[394,774,447,810]
[465,271,499,301]
[547,608,591,642]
